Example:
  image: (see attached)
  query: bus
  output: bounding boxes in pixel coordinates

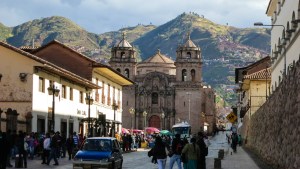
[171,122,191,139]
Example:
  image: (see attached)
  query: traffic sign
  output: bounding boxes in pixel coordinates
[226,112,237,123]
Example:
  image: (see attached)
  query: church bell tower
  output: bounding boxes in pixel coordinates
[109,33,137,81]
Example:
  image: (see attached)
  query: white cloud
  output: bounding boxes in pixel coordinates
[0,0,270,33]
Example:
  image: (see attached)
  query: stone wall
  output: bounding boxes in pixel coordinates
[242,60,300,169]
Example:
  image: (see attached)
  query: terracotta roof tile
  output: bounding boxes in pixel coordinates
[244,68,271,79]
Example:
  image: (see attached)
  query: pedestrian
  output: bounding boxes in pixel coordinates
[238,134,242,146]
[61,133,67,158]
[197,132,208,169]
[47,131,59,166]
[182,137,200,169]
[231,132,238,153]
[41,133,50,164]
[66,134,74,160]
[16,131,27,168]
[6,130,13,168]
[73,132,79,148]
[0,132,10,169]
[169,134,183,169]
[150,136,168,169]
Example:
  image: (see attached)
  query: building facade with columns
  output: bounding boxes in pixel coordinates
[0,41,133,136]
[109,34,216,135]
[266,0,300,89]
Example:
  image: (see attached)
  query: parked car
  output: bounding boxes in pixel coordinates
[73,137,123,169]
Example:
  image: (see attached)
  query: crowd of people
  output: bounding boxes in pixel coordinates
[147,132,210,169]
[0,130,85,168]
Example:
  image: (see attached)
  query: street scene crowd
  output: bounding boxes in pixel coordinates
[0,128,244,169]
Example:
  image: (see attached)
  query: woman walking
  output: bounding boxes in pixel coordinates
[182,137,200,169]
[66,134,74,160]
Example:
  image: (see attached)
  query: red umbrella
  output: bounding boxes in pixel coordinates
[145,127,160,134]
[121,128,130,134]
[131,129,142,134]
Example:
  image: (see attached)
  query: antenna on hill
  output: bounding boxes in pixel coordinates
[32,38,35,48]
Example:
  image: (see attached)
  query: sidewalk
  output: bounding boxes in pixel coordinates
[205,132,272,169]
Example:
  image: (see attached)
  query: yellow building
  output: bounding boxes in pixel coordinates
[235,56,271,135]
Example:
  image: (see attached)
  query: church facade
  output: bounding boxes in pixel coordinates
[109,34,216,134]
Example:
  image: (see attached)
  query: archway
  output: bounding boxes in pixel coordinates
[148,115,160,129]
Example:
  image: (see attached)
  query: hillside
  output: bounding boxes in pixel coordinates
[0,22,12,41]
[98,24,156,60]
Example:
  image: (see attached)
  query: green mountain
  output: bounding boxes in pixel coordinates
[0,13,271,105]
[0,22,12,41]
[98,24,156,60]
[6,16,100,53]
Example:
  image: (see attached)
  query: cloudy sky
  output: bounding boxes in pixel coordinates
[0,0,270,34]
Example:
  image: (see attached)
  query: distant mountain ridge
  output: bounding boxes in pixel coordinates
[0,13,271,105]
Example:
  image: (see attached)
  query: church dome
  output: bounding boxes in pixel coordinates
[142,49,174,64]
[137,49,176,76]
[114,33,132,48]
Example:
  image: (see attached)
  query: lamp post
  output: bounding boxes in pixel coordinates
[143,110,147,129]
[48,84,60,131]
[129,107,135,131]
[161,112,165,130]
[254,22,286,75]
[85,93,94,137]
[186,92,191,122]
[112,102,118,137]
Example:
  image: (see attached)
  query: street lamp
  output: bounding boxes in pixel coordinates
[143,110,147,129]
[254,22,286,75]
[48,84,60,131]
[161,112,165,130]
[112,102,119,137]
[129,107,135,131]
[186,92,191,122]
[85,93,94,137]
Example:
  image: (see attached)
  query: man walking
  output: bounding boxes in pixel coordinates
[169,134,183,169]
[47,131,59,166]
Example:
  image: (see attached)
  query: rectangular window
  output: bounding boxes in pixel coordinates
[39,77,44,92]
[102,81,105,104]
[48,80,53,94]
[70,88,73,100]
[62,85,66,99]
[107,84,111,105]
[80,91,83,103]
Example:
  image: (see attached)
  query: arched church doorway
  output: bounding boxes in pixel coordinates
[148,115,160,129]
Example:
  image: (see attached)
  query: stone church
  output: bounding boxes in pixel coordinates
[109,33,216,134]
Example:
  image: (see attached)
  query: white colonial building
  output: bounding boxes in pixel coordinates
[266,0,300,90]
[0,41,133,137]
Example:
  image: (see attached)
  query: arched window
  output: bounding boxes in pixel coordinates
[121,52,125,58]
[191,69,196,82]
[124,69,129,78]
[292,11,298,29]
[277,38,282,52]
[182,69,187,81]
[282,29,286,41]
[187,52,191,58]
[152,93,158,104]
[116,68,121,72]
